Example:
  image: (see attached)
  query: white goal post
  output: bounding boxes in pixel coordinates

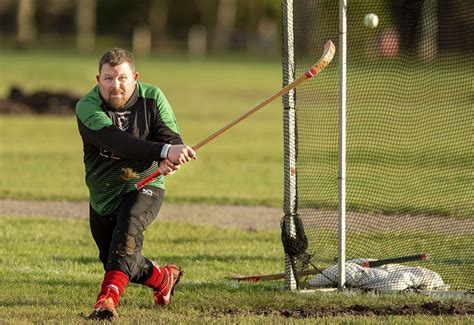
[281,0,347,290]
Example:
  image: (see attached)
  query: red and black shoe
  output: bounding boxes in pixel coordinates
[153,264,183,306]
[89,293,118,320]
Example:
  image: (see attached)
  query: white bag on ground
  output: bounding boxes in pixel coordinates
[308,258,447,291]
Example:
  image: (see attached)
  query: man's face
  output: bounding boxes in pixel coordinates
[96,62,139,109]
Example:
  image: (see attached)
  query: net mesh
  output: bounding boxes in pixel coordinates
[281,0,473,290]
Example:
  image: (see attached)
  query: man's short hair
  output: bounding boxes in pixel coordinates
[99,48,135,73]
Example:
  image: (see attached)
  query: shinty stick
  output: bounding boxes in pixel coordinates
[362,253,429,268]
[231,253,429,283]
[134,40,336,190]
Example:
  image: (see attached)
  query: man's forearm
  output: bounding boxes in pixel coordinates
[78,120,166,161]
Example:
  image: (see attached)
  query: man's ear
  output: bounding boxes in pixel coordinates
[133,72,139,82]
[96,74,100,83]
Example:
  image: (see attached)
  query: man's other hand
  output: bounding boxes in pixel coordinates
[158,159,181,176]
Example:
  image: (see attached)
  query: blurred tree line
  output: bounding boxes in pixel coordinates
[0,0,471,57]
[0,0,280,55]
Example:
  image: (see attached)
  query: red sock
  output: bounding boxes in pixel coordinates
[97,270,129,306]
[143,262,166,290]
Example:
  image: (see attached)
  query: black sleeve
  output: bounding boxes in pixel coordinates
[152,127,184,145]
[148,95,184,145]
[151,114,184,145]
[77,118,165,161]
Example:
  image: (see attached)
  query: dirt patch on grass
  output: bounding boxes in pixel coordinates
[0,199,474,234]
[0,199,282,231]
[217,301,474,318]
[1,199,473,234]
[0,87,79,115]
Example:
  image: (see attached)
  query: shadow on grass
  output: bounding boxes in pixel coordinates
[150,254,281,264]
[52,255,98,265]
[204,301,474,318]
[1,277,94,289]
[52,252,282,265]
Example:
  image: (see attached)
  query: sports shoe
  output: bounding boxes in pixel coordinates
[89,295,118,320]
[153,264,183,306]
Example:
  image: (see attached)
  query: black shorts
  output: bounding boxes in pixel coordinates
[89,186,164,283]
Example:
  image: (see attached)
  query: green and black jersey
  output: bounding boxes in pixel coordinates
[76,82,183,216]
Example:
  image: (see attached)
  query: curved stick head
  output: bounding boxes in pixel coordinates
[324,39,335,52]
[305,40,336,78]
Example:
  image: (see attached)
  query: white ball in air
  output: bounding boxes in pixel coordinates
[364,13,379,28]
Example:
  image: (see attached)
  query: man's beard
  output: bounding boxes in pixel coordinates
[107,89,127,109]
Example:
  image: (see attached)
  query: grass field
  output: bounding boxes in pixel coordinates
[0,51,472,322]
[0,51,284,206]
[0,216,472,323]
[0,51,472,217]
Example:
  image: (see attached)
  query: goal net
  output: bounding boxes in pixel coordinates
[281,0,473,291]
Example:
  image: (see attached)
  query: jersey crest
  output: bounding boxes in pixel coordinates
[115,111,131,131]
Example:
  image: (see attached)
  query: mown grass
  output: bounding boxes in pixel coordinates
[0,51,472,218]
[0,51,284,206]
[0,216,472,323]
